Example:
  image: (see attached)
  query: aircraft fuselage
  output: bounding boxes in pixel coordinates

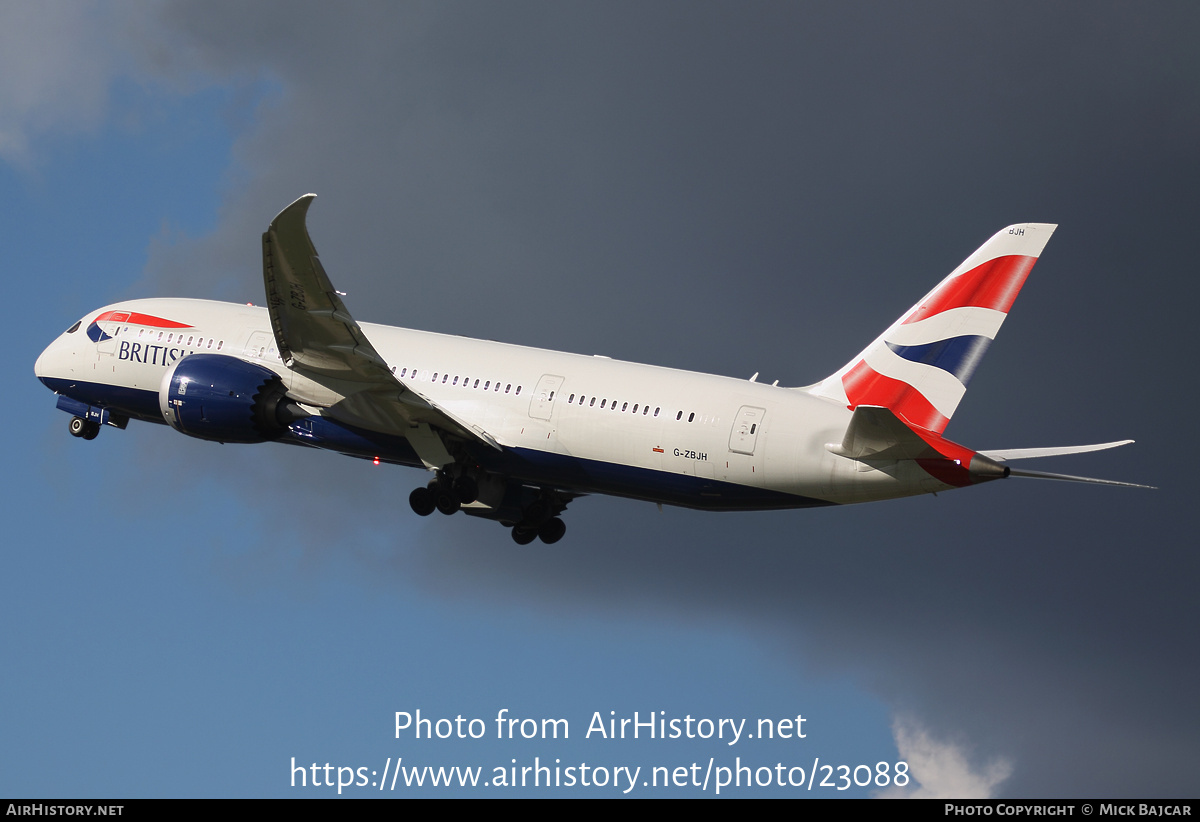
[38,296,943,512]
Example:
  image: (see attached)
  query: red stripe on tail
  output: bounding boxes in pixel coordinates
[904,255,1036,324]
[842,361,950,433]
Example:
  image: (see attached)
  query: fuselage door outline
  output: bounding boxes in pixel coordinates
[729,405,766,455]
[528,374,565,421]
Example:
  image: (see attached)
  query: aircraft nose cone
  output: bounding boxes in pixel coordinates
[35,336,69,388]
[34,345,51,381]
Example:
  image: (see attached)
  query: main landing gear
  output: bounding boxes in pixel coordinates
[408,472,479,518]
[511,515,566,546]
[406,469,569,545]
[68,416,100,440]
[509,498,567,546]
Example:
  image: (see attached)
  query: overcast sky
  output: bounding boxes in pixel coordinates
[4,1,1196,797]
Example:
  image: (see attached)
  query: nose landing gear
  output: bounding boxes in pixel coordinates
[68,416,100,440]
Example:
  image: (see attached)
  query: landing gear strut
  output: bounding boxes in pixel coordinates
[68,416,99,440]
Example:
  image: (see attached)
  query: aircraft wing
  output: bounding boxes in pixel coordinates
[262,194,502,465]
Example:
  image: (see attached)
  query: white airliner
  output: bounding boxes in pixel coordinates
[35,196,1148,543]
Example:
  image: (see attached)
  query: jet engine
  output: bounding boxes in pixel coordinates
[158,354,305,443]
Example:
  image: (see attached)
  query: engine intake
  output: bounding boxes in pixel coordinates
[158,354,305,443]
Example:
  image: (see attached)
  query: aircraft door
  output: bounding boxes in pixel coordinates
[729,406,766,455]
[722,405,767,487]
[528,374,565,421]
[95,311,128,358]
[243,330,274,361]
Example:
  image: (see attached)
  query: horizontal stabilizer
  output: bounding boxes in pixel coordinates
[1008,468,1155,489]
[980,440,1134,461]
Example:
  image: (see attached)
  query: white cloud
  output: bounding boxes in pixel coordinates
[877,715,1012,799]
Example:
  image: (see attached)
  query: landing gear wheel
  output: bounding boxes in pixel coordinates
[434,487,461,515]
[511,525,538,545]
[409,486,436,517]
[538,517,566,545]
[69,416,100,440]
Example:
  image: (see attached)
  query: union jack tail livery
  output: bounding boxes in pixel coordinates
[811,224,1056,434]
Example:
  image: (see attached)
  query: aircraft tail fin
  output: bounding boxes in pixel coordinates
[808,224,1056,434]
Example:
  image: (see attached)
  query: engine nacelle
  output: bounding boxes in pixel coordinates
[158,354,302,443]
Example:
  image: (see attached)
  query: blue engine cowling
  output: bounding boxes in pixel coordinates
[158,354,301,443]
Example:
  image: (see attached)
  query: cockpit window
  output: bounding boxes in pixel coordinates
[66,320,81,334]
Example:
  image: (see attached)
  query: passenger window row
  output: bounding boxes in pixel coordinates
[386,366,709,425]
[126,326,224,351]
[565,393,662,418]
[392,366,522,396]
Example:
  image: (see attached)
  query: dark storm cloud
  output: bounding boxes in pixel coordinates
[130,1,1196,795]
